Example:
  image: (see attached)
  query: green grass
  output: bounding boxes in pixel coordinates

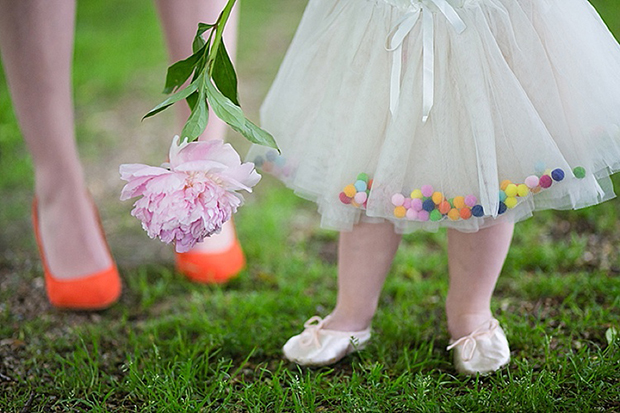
[2,0,620,411]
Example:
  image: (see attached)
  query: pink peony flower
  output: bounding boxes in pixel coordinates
[120,136,261,253]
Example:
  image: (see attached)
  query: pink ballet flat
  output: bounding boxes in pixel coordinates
[283,316,371,367]
[447,319,510,375]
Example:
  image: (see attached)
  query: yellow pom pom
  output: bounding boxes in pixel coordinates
[517,184,529,197]
[505,184,518,198]
[448,208,460,221]
[344,184,357,198]
[394,206,407,218]
[351,201,360,208]
[505,197,518,209]
[453,196,466,209]
[432,191,444,205]
[544,169,552,176]
[500,180,512,191]
[410,189,423,199]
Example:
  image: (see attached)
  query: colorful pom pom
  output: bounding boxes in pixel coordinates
[453,196,466,209]
[505,197,518,209]
[500,180,512,191]
[430,210,442,221]
[344,184,357,198]
[531,186,542,194]
[499,190,507,202]
[460,208,472,220]
[438,201,451,215]
[471,205,485,217]
[410,189,423,199]
[339,192,352,204]
[551,168,565,182]
[275,156,286,167]
[266,151,277,162]
[354,180,367,192]
[354,192,368,204]
[418,210,430,222]
[573,166,586,179]
[391,193,405,206]
[411,198,423,211]
[539,175,553,188]
[368,179,374,189]
[517,184,529,197]
[498,202,507,214]
[535,161,546,174]
[421,185,434,197]
[406,209,418,221]
[423,199,436,212]
[253,156,265,167]
[505,184,518,198]
[394,206,407,218]
[525,175,539,189]
[432,192,444,205]
[403,198,412,209]
[357,173,369,183]
[448,208,460,221]
[465,195,477,207]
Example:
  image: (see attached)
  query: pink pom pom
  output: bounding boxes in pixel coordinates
[421,185,434,198]
[410,198,423,211]
[339,192,352,204]
[406,209,418,221]
[525,175,539,189]
[403,198,412,209]
[391,193,405,206]
[417,210,430,222]
[464,195,477,207]
[354,191,368,204]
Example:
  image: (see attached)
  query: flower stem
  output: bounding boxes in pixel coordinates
[208,0,237,76]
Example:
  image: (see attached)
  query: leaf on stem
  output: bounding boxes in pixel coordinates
[181,85,209,140]
[212,41,239,106]
[143,82,199,120]
[163,48,204,94]
[192,23,215,53]
[206,79,278,149]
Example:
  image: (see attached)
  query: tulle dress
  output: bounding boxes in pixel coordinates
[246,0,620,233]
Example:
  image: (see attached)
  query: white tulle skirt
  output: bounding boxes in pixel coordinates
[247,0,620,233]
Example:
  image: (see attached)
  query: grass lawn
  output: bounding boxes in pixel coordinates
[1,1,620,411]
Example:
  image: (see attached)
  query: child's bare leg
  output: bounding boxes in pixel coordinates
[325,221,402,332]
[446,222,514,339]
[0,0,112,279]
[155,0,239,253]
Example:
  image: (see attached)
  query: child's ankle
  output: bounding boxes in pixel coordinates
[324,310,372,332]
[447,311,493,340]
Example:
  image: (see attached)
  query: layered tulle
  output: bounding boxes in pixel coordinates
[247,0,620,232]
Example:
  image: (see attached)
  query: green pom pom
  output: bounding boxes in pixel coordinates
[430,210,442,222]
[448,198,455,207]
[573,166,586,179]
[356,173,369,183]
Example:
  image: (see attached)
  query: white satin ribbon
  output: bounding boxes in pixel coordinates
[446,319,499,361]
[386,0,466,122]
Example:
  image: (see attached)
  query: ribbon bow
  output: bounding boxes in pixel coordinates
[446,319,500,361]
[299,316,329,348]
[386,0,466,122]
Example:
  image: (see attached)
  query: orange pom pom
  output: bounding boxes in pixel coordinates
[448,208,460,221]
[460,207,472,220]
[438,201,451,214]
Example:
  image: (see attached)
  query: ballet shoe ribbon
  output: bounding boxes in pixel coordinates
[386,0,466,122]
[299,316,329,348]
[446,319,500,361]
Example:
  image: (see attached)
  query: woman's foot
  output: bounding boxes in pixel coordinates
[33,183,121,310]
[175,220,245,283]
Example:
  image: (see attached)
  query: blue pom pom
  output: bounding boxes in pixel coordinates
[551,168,565,182]
[354,180,367,192]
[266,150,278,162]
[423,199,436,212]
[253,156,264,167]
[471,205,485,217]
[274,156,286,167]
[499,190,507,202]
[498,202,507,215]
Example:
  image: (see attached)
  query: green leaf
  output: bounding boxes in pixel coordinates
[181,86,209,140]
[231,118,279,150]
[186,91,199,111]
[212,41,239,106]
[163,48,203,94]
[205,78,245,127]
[143,82,199,120]
[192,23,214,53]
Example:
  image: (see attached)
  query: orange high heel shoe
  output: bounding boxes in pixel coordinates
[32,199,122,310]
[175,224,245,284]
